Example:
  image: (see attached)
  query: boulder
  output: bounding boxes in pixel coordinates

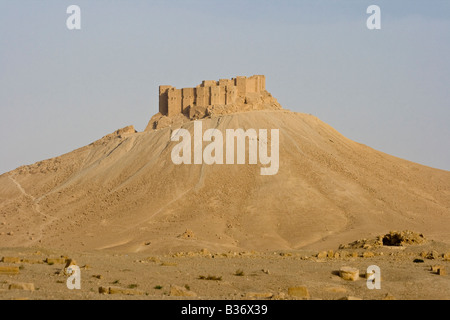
[339,267,359,281]
[0,266,19,275]
[9,283,34,291]
[287,286,310,299]
[1,257,21,264]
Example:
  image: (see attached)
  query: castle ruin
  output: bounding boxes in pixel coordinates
[159,75,266,117]
[146,75,281,130]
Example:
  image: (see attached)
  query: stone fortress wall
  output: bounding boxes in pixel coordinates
[159,75,266,117]
[146,75,281,130]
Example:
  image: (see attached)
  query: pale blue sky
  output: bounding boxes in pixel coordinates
[1,0,449,174]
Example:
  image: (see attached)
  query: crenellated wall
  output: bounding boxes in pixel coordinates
[158,75,266,116]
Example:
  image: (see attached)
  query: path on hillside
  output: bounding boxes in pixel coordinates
[8,174,57,244]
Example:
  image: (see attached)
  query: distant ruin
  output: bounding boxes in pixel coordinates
[146,75,281,130]
[159,75,266,117]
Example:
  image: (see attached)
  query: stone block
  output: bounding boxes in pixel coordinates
[287,286,310,299]
[1,257,21,264]
[0,266,19,275]
[245,292,273,299]
[339,267,359,281]
[46,258,66,265]
[9,282,34,291]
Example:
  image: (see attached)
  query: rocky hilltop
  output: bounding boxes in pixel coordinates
[146,75,282,130]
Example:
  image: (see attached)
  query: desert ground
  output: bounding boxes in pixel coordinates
[0,231,449,300]
[1,107,449,300]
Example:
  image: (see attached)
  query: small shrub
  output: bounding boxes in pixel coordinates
[198,275,222,281]
[234,269,244,276]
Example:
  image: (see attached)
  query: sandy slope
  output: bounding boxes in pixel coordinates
[0,110,449,254]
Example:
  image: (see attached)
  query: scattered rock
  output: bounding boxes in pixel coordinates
[430,266,446,276]
[340,230,426,249]
[98,286,109,294]
[339,267,359,281]
[160,262,177,267]
[271,292,287,300]
[279,252,292,257]
[324,287,347,293]
[1,257,21,264]
[382,230,426,246]
[63,259,77,275]
[327,250,334,258]
[0,266,20,275]
[99,286,144,296]
[146,257,161,263]
[362,252,375,258]
[339,251,348,258]
[46,258,66,265]
[115,125,137,137]
[178,229,196,240]
[339,296,363,300]
[21,258,43,264]
[316,251,327,259]
[92,275,103,279]
[287,286,310,299]
[382,293,396,300]
[426,250,439,260]
[169,285,197,297]
[9,282,34,291]
[109,286,144,295]
[245,292,273,299]
[430,265,444,273]
[443,253,450,261]
[261,269,270,275]
[64,259,77,268]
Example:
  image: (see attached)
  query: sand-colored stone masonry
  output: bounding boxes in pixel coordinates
[159,75,266,116]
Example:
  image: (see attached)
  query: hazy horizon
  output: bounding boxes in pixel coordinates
[1,0,449,174]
